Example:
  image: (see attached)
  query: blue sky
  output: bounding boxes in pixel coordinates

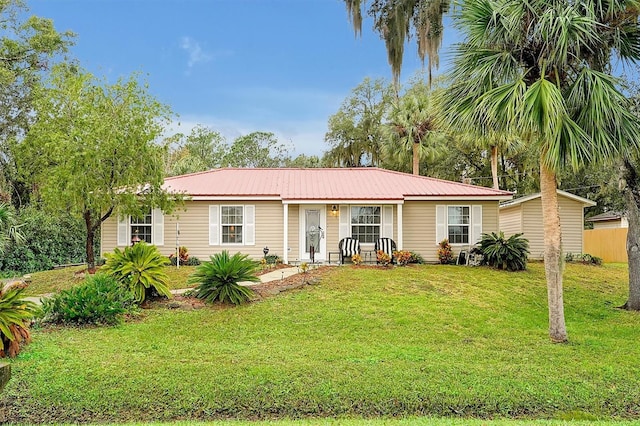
[29,0,457,157]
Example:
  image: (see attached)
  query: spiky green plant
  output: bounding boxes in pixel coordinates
[479,232,530,272]
[0,203,24,256]
[188,251,259,305]
[102,242,171,303]
[0,281,39,358]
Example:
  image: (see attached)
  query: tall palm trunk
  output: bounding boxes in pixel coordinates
[540,158,568,342]
[412,142,420,175]
[621,160,640,310]
[490,145,499,189]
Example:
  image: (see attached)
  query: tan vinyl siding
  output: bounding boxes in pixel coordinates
[325,205,340,261]
[593,220,625,230]
[102,201,285,260]
[100,216,119,256]
[558,196,585,255]
[499,206,523,236]
[521,198,546,259]
[402,200,499,262]
[287,205,299,262]
[517,195,587,259]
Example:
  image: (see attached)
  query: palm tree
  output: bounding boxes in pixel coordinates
[0,203,24,255]
[445,0,640,342]
[385,90,445,175]
[344,0,450,85]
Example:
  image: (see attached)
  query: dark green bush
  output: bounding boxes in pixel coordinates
[0,206,93,274]
[409,251,425,264]
[581,253,603,266]
[186,256,201,266]
[188,251,259,305]
[264,254,281,265]
[479,231,529,271]
[169,255,201,266]
[39,274,137,326]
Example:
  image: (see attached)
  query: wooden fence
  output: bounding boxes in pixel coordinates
[583,228,628,263]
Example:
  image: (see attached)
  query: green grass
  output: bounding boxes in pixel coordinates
[3,263,640,424]
[22,265,197,296]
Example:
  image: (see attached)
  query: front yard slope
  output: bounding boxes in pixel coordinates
[2,263,639,423]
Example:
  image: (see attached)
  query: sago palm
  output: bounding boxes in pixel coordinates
[0,281,39,358]
[445,0,640,342]
[102,242,172,303]
[188,251,259,305]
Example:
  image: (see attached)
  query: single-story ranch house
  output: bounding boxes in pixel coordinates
[101,168,512,263]
[585,211,628,229]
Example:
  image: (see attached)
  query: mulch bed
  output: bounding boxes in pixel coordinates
[150,265,334,310]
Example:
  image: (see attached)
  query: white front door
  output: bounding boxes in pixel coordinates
[299,205,326,262]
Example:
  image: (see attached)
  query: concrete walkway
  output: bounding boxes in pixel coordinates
[25,267,303,303]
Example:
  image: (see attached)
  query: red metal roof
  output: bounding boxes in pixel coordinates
[163,168,512,200]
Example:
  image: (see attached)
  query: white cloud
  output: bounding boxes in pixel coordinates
[179,36,212,71]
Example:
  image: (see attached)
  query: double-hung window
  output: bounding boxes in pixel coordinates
[221,206,244,244]
[447,206,470,244]
[436,204,482,246]
[130,210,153,243]
[350,206,381,243]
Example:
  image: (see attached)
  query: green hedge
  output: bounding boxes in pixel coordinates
[0,206,94,274]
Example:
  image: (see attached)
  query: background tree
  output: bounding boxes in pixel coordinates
[166,126,227,176]
[344,0,450,84]
[324,77,393,167]
[0,0,73,205]
[384,84,446,175]
[445,0,640,342]
[223,132,293,168]
[24,65,179,271]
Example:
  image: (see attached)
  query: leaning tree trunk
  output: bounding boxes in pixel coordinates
[621,160,640,310]
[540,159,568,343]
[412,142,420,175]
[84,210,97,274]
[490,145,499,190]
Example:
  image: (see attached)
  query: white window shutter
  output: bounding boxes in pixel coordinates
[339,205,350,240]
[436,205,447,244]
[152,208,164,246]
[382,205,393,238]
[209,205,219,245]
[244,205,255,245]
[117,216,129,246]
[472,205,483,244]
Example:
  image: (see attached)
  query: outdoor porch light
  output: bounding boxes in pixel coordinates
[131,229,141,246]
[331,205,339,216]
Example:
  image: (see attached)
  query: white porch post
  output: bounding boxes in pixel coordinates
[397,203,403,250]
[283,203,289,264]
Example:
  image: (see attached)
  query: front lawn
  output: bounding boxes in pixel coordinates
[22,264,198,296]
[3,262,639,423]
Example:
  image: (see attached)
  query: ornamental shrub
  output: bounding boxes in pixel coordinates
[40,274,137,326]
[376,250,392,266]
[188,251,259,305]
[409,251,425,264]
[479,231,529,271]
[102,242,172,303]
[351,253,363,265]
[437,239,454,264]
[393,250,412,266]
